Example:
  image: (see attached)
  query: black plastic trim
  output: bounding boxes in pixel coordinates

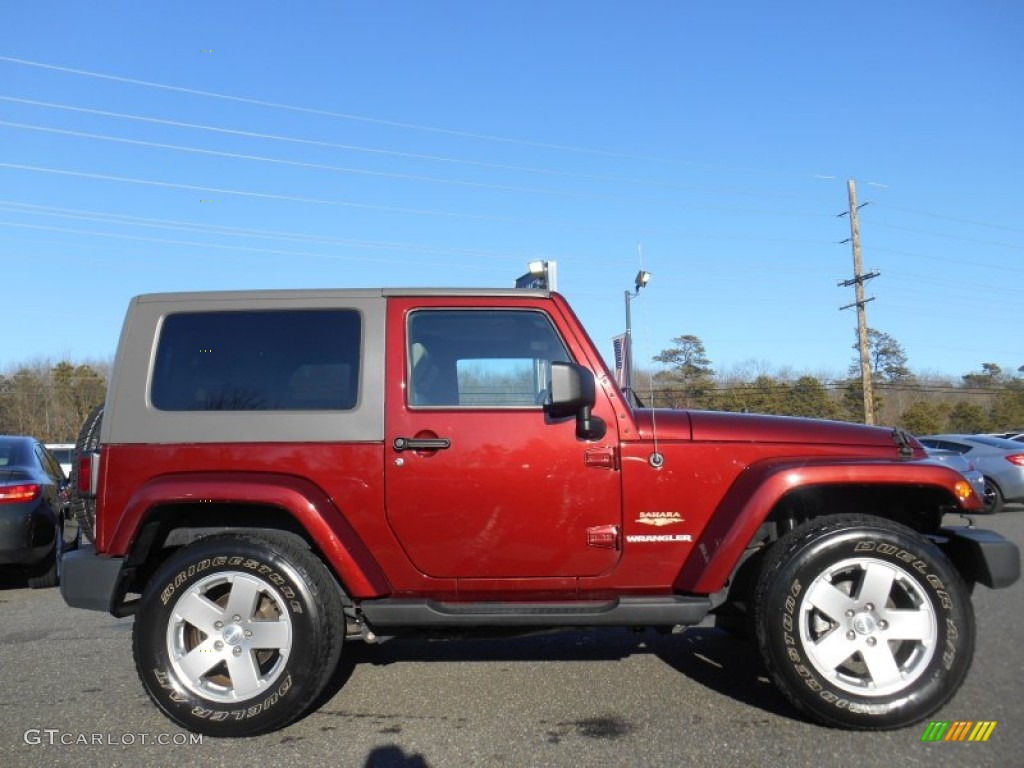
[359,595,711,629]
[60,545,125,613]
[932,527,1021,589]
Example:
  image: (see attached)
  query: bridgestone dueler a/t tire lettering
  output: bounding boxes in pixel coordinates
[753,514,975,730]
[133,533,344,737]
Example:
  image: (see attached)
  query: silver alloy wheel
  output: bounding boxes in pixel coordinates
[166,571,293,703]
[799,557,937,697]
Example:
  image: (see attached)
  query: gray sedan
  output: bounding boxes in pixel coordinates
[919,434,1024,514]
[923,447,987,507]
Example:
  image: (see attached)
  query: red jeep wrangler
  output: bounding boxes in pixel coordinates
[62,288,1019,736]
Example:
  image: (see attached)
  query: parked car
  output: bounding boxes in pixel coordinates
[44,443,75,478]
[0,436,77,587]
[919,434,1024,514]
[983,431,1024,441]
[923,448,987,507]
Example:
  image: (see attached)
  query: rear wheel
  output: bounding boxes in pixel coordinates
[754,515,974,729]
[982,478,1004,514]
[133,532,344,736]
[26,521,61,589]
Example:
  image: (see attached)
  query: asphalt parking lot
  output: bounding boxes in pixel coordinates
[1,509,1021,768]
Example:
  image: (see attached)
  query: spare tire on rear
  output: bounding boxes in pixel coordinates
[68,405,104,544]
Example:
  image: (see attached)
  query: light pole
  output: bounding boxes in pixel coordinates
[623,270,650,396]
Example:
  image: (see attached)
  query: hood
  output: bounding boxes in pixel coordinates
[633,409,916,452]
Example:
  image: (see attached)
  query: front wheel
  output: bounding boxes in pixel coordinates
[133,532,344,736]
[754,515,974,730]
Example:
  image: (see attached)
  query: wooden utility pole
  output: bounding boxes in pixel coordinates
[840,178,877,425]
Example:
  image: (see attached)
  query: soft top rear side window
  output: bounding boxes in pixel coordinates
[151,310,361,411]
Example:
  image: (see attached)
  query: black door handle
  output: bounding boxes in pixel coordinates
[393,437,451,452]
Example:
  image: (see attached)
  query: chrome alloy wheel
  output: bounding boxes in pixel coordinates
[799,557,937,697]
[166,571,293,703]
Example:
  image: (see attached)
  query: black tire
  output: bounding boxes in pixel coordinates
[753,514,974,730]
[26,522,61,589]
[133,532,345,737]
[982,478,1004,515]
[68,405,104,543]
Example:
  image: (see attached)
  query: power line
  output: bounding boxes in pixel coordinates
[0,119,621,200]
[869,219,1024,252]
[0,58,873,188]
[0,200,530,258]
[871,201,1024,236]
[0,119,840,216]
[0,55,669,162]
[0,220,502,271]
[0,161,530,223]
[0,163,848,242]
[881,268,1022,298]
[0,96,706,189]
[863,244,1024,274]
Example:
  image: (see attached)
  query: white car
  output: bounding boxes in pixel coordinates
[44,443,74,478]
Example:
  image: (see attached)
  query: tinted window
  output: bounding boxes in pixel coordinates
[0,439,27,467]
[152,310,361,411]
[407,310,570,407]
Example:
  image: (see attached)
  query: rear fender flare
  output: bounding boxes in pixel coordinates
[112,472,390,598]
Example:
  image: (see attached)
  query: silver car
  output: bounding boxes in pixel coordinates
[923,447,987,509]
[919,434,1024,514]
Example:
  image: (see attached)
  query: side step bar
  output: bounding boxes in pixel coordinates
[359,595,712,629]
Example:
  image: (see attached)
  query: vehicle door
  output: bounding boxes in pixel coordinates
[384,298,622,579]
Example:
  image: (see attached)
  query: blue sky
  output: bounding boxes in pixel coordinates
[2,1,1021,380]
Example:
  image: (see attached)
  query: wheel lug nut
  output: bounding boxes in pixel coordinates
[244,630,252,638]
[878,620,888,630]
[214,621,223,629]
[866,637,877,647]
[233,615,242,622]
[214,640,224,650]
[866,603,874,611]
[846,610,855,618]
[232,646,242,656]
[846,631,856,641]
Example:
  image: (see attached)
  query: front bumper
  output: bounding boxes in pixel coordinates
[932,527,1020,589]
[60,545,124,612]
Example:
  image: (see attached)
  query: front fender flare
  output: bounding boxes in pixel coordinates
[676,458,980,594]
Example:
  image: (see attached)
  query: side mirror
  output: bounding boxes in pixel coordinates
[545,362,606,440]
